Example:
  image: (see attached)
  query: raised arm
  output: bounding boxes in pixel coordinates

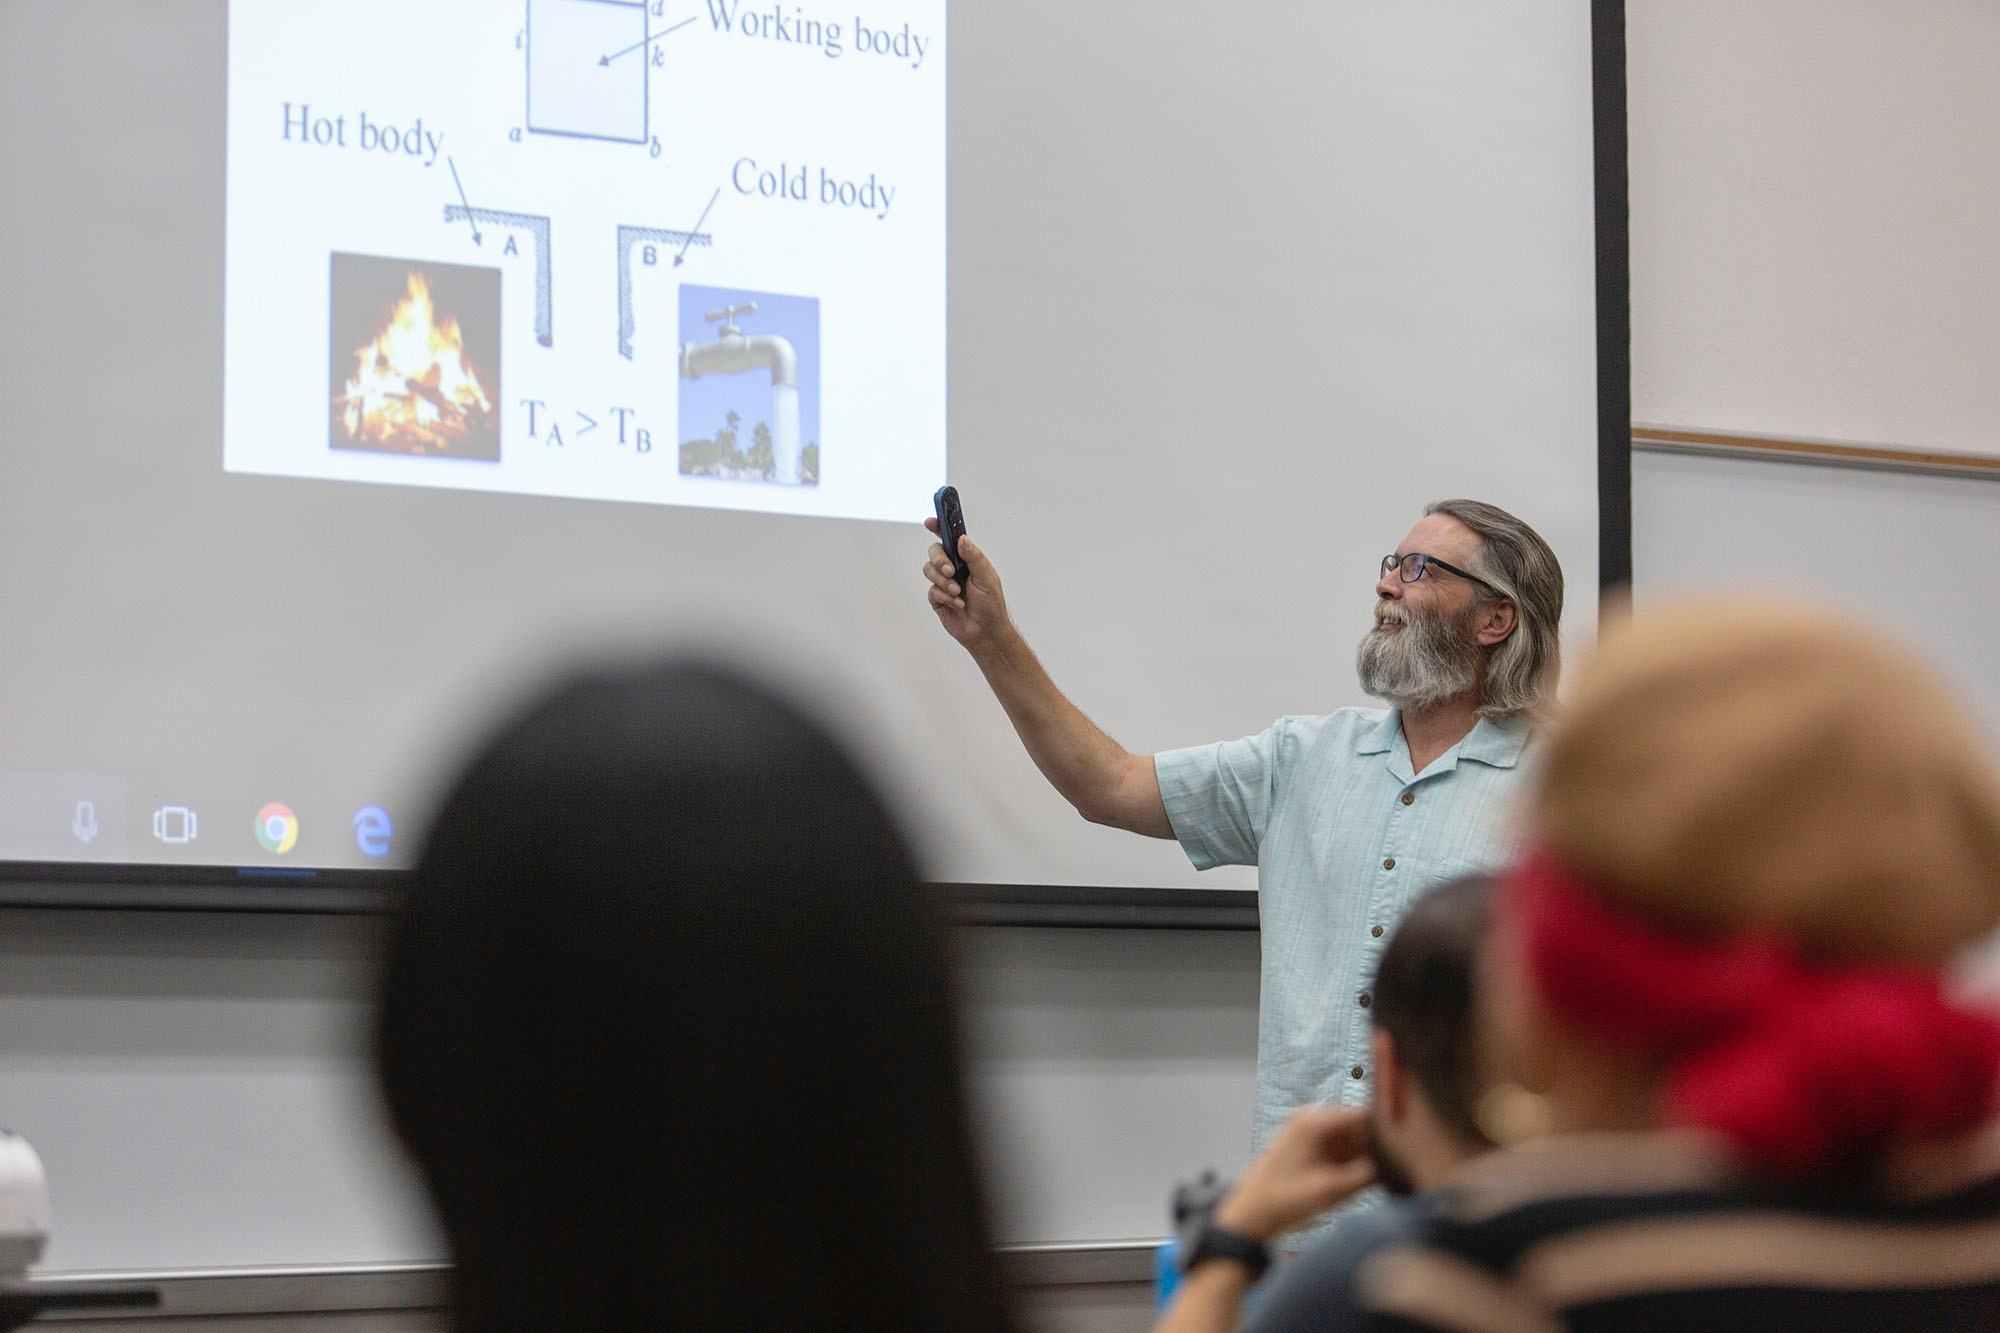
[923,519,1172,839]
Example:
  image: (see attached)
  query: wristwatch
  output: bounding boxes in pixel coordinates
[1181,1222,1271,1281]
[1173,1169,1271,1280]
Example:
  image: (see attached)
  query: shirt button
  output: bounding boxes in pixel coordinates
[1351,1066,1365,1079]
[1383,857,1396,870]
[1371,925,1384,937]
[1358,993,1372,1008]
[1401,792,1415,805]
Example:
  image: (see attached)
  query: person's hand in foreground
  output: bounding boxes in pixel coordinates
[1155,1105,1379,1333]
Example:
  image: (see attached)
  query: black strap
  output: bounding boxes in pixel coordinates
[1182,1223,1271,1281]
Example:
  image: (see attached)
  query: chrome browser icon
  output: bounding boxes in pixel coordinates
[255,802,300,854]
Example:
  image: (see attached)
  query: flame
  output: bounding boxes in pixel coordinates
[336,272,493,453]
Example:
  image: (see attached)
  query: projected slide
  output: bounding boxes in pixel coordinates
[223,0,944,522]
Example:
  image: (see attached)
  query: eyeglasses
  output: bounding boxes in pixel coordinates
[1380,552,1506,599]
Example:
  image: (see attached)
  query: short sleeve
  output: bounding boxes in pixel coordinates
[1154,720,1291,870]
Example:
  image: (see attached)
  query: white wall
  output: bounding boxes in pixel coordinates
[0,912,436,1270]
[0,913,1257,1270]
[1627,0,2000,457]
[962,929,1258,1245]
[1631,449,2000,737]
[1626,0,2000,700]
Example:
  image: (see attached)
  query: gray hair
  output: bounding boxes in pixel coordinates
[1424,499,1564,720]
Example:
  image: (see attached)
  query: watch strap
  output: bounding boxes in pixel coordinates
[1182,1223,1271,1281]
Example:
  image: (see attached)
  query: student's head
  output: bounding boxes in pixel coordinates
[374,661,1014,1333]
[1490,602,2000,1178]
[1360,499,1564,719]
[1365,875,1497,1194]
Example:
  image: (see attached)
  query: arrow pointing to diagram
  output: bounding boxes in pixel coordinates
[675,189,720,266]
[601,15,694,64]
[447,158,481,244]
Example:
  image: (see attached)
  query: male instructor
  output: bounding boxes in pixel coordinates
[921,499,1564,1155]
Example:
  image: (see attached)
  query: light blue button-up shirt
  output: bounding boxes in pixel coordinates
[1155,707,1534,1154]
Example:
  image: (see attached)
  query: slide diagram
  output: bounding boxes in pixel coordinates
[617,220,713,359]
[440,205,552,346]
[525,0,654,145]
[222,0,945,522]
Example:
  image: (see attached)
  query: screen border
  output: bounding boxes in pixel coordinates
[2,0,1631,928]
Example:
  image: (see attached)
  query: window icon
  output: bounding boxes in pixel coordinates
[152,805,199,845]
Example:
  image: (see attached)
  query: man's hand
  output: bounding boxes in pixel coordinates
[923,516,1012,654]
[1212,1105,1379,1243]
[1152,1109,1377,1333]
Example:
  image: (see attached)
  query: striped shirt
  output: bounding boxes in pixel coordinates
[1263,1130,2000,1330]
[1155,707,1533,1153]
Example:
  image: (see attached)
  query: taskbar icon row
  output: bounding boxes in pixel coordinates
[93,800,398,859]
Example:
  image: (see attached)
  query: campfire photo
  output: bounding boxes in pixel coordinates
[329,253,501,459]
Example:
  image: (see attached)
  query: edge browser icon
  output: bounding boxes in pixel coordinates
[352,805,394,859]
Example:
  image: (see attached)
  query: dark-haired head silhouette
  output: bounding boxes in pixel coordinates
[376,662,1015,1332]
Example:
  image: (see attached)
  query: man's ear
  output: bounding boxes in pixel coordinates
[1371,1029,1408,1125]
[1476,598,1518,648]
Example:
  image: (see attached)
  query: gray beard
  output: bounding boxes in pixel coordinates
[1355,600,1482,712]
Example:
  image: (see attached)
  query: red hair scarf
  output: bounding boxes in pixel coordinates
[1508,849,2000,1175]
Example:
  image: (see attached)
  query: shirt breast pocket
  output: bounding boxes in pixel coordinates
[1423,850,1508,892]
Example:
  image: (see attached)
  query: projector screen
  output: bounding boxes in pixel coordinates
[0,0,1615,905]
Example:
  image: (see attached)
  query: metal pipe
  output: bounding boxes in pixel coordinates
[679,332,803,484]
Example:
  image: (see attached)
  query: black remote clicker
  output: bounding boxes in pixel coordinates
[933,485,969,585]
